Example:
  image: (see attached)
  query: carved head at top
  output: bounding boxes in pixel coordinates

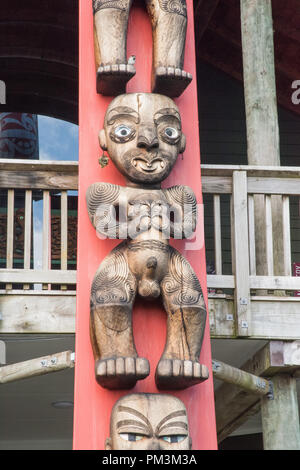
[105,393,192,450]
[99,93,186,186]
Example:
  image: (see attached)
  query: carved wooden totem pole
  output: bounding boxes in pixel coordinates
[87,92,208,391]
[74,0,217,451]
[93,0,192,96]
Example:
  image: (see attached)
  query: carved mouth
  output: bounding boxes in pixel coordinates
[131,154,165,173]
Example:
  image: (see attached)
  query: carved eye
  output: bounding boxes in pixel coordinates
[164,127,179,139]
[119,433,145,442]
[115,125,132,138]
[161,435,187,443]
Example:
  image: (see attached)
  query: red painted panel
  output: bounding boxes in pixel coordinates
[74,0,217,450]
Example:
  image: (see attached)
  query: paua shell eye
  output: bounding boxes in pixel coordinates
[119,433,145,442]
[164,127,179,139]
[161,435,186,443]
[110,124,136,143]
[115,125,132,138]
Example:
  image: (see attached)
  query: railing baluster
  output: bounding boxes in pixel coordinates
[23,190,32,290]
[282,195,291,277]
[248,195,256,276]
[213,194,222,275]
[265,195,274,276]
[232,171,251,336]
[61,191,68,290]
[6,189,14,290]
[42,190,50,290]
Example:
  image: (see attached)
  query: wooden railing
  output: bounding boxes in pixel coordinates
[0,160,78,292]
[202,164,300,338]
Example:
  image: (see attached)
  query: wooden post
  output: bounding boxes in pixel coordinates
[261,375,300,450]
[240,0,284,282]
[73,0,217,450]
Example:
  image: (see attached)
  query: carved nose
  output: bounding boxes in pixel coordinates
[147,439,162,450]
[137,126,159,150]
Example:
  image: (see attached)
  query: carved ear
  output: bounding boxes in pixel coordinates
[105,437,112,450]
[180,133,186,154]
[99,129,108,150]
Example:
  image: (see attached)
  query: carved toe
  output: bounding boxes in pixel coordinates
[97,64,136,96]
[155,359,209,390]
[95,356,150,389]
[152,67,193,97]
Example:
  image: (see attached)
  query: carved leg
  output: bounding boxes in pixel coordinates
[93,0,135,95]
[90,247,150,389]
[146,0,192,97]
[156,248,208,389]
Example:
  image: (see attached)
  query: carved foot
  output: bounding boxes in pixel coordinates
[97,64,136,95]
[155,359,209,390]
[152,67,193,97]
[95,357,150,389]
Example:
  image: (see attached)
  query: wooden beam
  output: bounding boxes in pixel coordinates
[0,292,76,334]
[0,351,74,384]
[201,165,300,178]
[261,375,300,450]
[194,0,220,44]
[215,341,300,442]
[0,269,76,285]
[0,159,78,173]
[212,359,271,396]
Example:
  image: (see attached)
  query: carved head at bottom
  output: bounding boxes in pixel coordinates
[105,393,192,450]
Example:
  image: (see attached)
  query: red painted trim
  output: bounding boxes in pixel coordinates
[74,0,217,450]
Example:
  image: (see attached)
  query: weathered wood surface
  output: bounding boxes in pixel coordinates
[201,165,300,178]
[232,171,251,336]
[261,375,300,450]
[212,359,271,396]
[1,291,299,339]
[215,341,300,443]
[241,0,280,166]
[0,292,76,333]
[0,159,78,173]
[208,297,300,340]
[0,269,76,285]
[0,350,74,384]
[0,170,78,190]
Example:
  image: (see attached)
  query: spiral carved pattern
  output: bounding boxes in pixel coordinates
[164,185,197,237]
[93,0,130,14]
[161,249,203,307]
[158,0,187,17]
[91,248,136,306]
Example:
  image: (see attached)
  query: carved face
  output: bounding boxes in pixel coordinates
[105,393,191,450]
[99,93,186,186]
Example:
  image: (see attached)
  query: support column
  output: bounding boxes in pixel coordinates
[261,375,300,450]
[241,0,284,280]
[74,0,217,450]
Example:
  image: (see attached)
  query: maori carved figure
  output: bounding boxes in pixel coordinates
[105,393,192,450]
[87,93,208,390]
[93,0,192,96]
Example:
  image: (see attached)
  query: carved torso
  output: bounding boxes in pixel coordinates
[86,183,197,242]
